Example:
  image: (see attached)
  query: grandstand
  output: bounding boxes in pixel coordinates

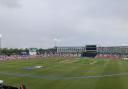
[1,45,128,59]
[97,46,128,55]
[97,46,128,59]
[55,45,128,58]
[56,45,97,57]
[56,46,86,54]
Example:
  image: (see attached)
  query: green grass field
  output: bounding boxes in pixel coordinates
[0,57,128,89]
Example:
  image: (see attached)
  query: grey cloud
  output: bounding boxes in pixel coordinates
[0,0,21,8]
[42,0,128,17]
[0,0,128,48]
[85,0,128,18]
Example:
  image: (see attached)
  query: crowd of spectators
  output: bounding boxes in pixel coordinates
[0,53,81,61]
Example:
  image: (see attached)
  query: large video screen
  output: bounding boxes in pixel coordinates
[86,45,97,50]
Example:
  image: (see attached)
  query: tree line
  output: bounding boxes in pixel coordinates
[0,48,57,56]
[0,48,29,56]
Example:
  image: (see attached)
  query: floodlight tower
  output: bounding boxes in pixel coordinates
[53,38,58,47]
[0,34,2,55]
[0,34,2,49]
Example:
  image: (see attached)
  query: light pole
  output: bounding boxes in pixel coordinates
[0,34,2,55]
[53,38,58,54]
[0,34,2,49]
[53,38,58,47]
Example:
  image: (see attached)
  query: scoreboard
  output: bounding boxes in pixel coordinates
[86,45,97,51]
[81,45,97,57]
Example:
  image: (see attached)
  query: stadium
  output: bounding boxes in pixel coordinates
[0,0,128,89]
[0,45,128,89]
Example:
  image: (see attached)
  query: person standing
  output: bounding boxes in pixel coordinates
[20,82,26,89]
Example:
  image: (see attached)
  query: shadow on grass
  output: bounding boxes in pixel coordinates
[3,85,18,89]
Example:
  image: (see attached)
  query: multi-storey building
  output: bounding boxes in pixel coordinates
[56,46,86,54]
[97,46,128,55]
[56,46,128,55]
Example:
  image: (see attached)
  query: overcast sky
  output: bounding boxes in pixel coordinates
[0,0,128,48]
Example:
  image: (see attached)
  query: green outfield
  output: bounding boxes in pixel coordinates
[0,57,128,89]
